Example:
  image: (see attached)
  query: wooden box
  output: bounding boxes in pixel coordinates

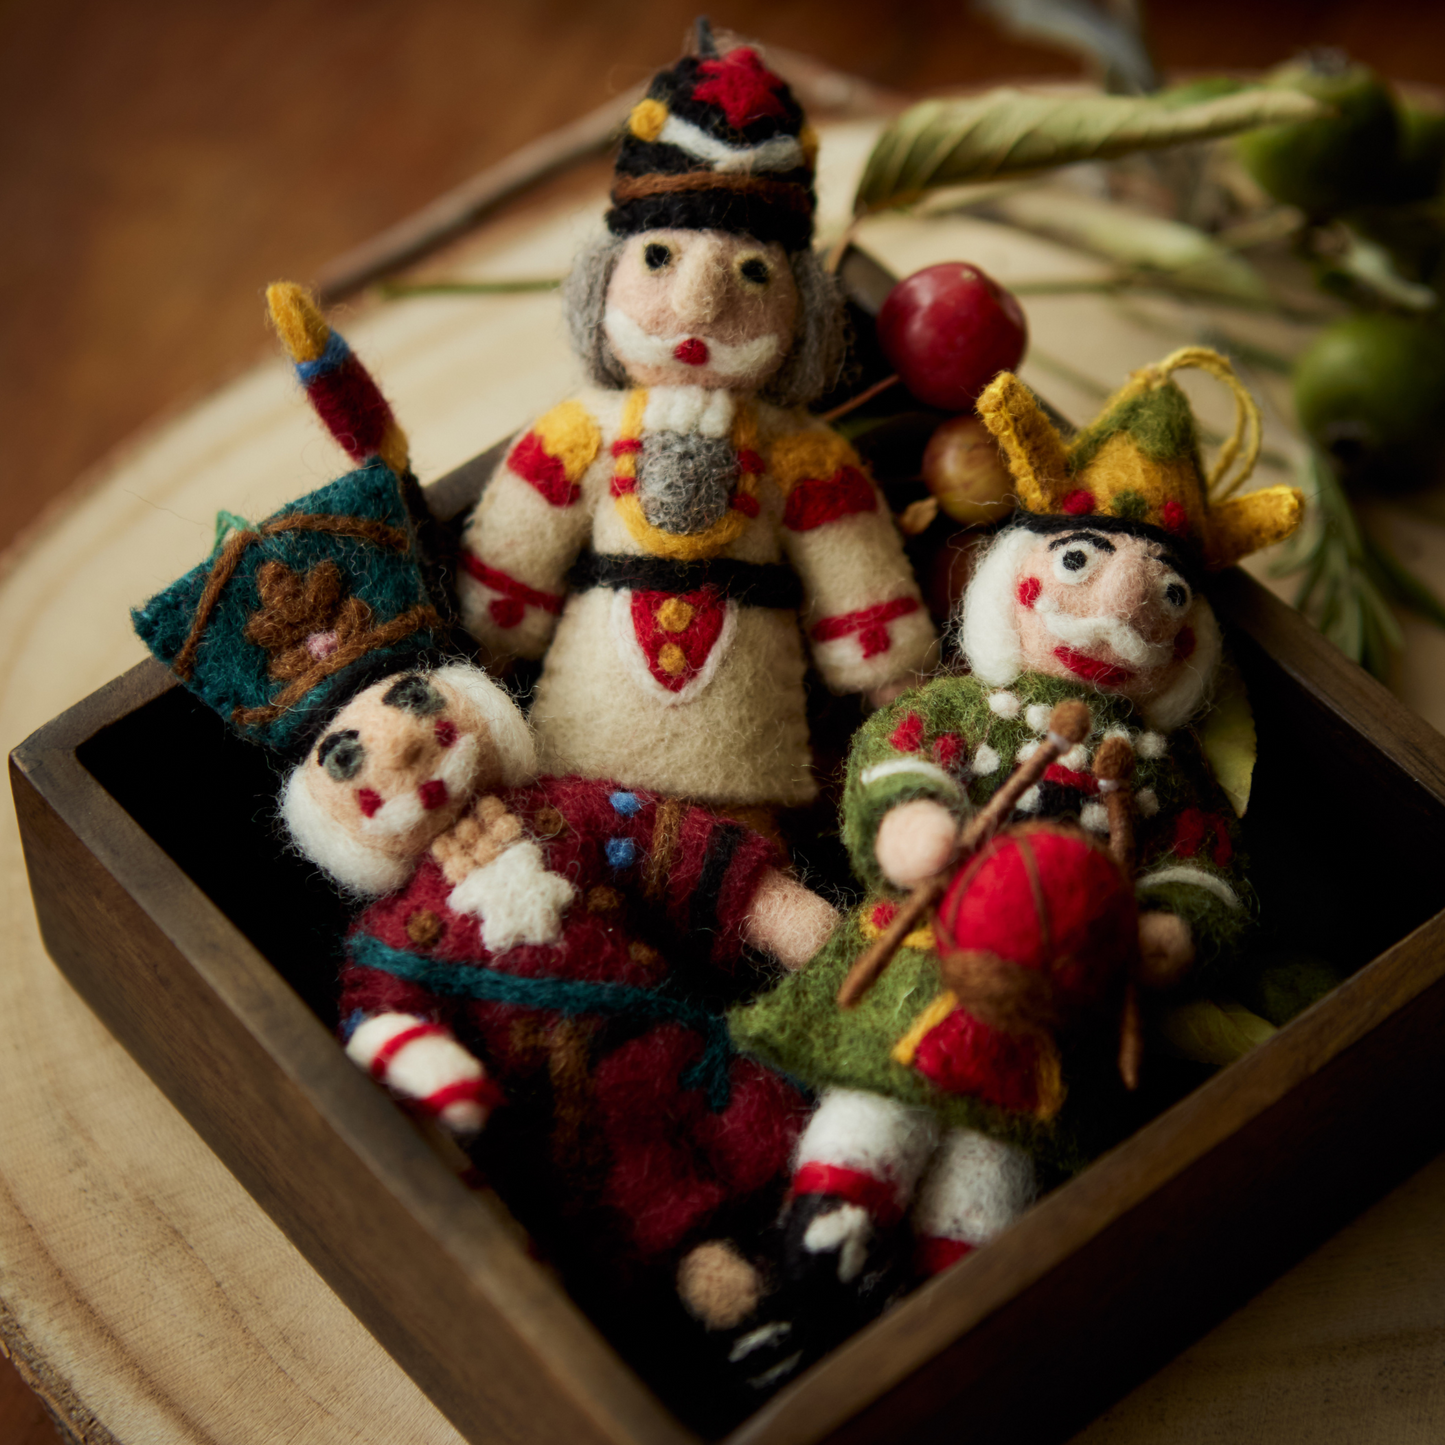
[12,247,1445,1442]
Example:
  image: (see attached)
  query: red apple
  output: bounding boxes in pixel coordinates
[877,263,1028,412]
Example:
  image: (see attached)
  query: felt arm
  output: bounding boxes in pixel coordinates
[343,1011,503,1134]
[457,400,602,661]
[772,422,937,695]
[740,868,840,970]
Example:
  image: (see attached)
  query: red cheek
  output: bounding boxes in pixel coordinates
[1173,625,1196,661]
[434,719,458,748]
[419,780,449,811]
[357,788,383,818]
[1018,577,1042,609]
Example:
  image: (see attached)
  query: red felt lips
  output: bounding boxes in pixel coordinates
[673,338,709,366]
[1054,645,1133,688]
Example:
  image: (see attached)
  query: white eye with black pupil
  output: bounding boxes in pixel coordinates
[1051,541,1105,584]
[644,242,672,271]
[738,256,770,285]
[1163,578,1190,610]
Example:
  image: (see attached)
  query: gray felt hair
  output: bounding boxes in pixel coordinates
[562,233,848,409]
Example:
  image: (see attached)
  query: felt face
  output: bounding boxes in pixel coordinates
[1011,530,1200,706]
[603,229,799,390]
[300,672,499,863]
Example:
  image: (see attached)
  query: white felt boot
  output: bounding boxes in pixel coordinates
[910,1127,1036,1275]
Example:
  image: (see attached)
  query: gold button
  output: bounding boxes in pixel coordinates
[656,597,694,632]
[658,642,687,674]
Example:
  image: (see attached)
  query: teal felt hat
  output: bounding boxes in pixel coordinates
[133,463,445,757]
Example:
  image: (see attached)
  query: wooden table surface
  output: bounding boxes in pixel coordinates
[6,7,1445,1442]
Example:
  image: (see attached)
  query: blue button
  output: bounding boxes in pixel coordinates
[606,836,639,869]
[609,790,643,817]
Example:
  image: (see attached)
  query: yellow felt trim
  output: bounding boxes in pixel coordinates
[266,281,330,364]
[1078,434,1204,530]
[533,399,603,483]
[799,122,820,167]
[377,421,410,477]
[1204,485,1305,570]
[767,429,857,493]
[891,990,958,1067]
[858,910,935,952]
[629,97,668,142]
[976,372,1071,512]
[615,494,749,559]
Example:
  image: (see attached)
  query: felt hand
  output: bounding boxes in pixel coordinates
[345,1011,499,1134]
[875,799,960,889]
[743,868,840,970]
[1136,911,1196,989]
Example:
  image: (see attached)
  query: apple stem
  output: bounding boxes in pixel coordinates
[820,373,901,424]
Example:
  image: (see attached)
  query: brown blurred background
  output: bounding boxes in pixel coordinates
[1,0,1443,1438]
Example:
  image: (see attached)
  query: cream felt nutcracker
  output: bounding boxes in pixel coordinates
[708,349,1304,1357]
[131,462,840,1275]
[456,24,936,808]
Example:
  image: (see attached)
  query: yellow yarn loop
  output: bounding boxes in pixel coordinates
[1145,346,1263,504]
[266,281,331,364]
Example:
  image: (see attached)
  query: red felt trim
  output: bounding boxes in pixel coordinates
[508,431,581,507]
[1043,763,1098,794]
[737,448,765,475]
[462,554,565,621]
[629,586,729,692]
[810,596,919,659]
[934,732,963,769]
[792,1161,905,1226]
[419,780,449,811]
[1053,645,1133,687]
[610,438,642,456]
[692,48,788,129]
[782,466,877,532]
[421,1075,505,1116]
[914,1235,975,1276]
[1061,489,1095,515]
[610,474,637,497]
[306,357,393,461]
[889,711,925,753]
[369,1021,447,1080]
[1161,499,1189,534]
[731,493,761,517]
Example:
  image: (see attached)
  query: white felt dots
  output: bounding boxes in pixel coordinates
[1024,703,1053,733]
[1136,787,1160,817]
[1080,802,1110,833]
[972,743,1001,776]
[988,691,1021,719]
[1060,743,1091,771]
[1101,725,1131,744]
[1138,731,1167,759]
[1017,739,1041,763]
[1017,785,1042,813]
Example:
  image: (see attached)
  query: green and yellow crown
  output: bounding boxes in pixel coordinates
[977,347,1303,571]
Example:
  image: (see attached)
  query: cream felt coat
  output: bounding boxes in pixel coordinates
[458,384,936,806]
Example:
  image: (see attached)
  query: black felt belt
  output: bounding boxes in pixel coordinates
[567,551,803,609]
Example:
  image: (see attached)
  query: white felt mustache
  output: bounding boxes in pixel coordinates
[360,732,480,836]
[1035,596,1174,668]
[602,307,783,379]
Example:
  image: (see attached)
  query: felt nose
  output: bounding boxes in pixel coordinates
[396,735,429,770]
[671,241,726,328]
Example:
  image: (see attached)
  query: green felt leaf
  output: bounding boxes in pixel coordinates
[1199,660,1257,817]
[1158,997,1277,1065]
[855,85,1329,214]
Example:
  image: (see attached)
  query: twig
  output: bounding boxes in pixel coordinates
[819,373,901,423]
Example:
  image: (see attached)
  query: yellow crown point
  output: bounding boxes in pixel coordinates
[266,282,330,365]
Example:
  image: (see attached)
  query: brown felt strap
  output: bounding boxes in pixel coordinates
[610,171,814,214]
[230,603,441,727]
[170,513,411,681]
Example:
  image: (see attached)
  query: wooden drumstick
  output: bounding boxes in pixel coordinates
[837,700,1092,1010]
[1093,735,1141,1090]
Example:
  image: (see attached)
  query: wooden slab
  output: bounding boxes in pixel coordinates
[4,118,1445,1444]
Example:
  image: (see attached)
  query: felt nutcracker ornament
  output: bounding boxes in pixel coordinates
[707,348,1303,1365]
[132,462,840,1275]
[456,20,936,809]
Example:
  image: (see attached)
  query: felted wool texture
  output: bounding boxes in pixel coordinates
[461,389,934,806]
[794,1088,939,1196]
[835,671,1253,968]
[560,235,846,410]
[132,462,441,756]
[345,1011,485,1101]
[910,1129,1037,1246]
[637,430,740,534]
[448,840,579,951]
[339,773,807,1260]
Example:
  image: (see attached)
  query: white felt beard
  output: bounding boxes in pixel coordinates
[602,307,783,383]
[958,526,1221,731]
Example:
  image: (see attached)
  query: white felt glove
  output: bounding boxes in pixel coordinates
[875,798,960,889]
[742,868,840,970]
[345,1011,498,1134]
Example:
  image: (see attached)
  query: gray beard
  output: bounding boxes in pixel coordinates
[636,432,740,535]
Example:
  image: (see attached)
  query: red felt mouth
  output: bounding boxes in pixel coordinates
[419,779,449,811]
[673,338,709,365]
[1054,646,1134,688]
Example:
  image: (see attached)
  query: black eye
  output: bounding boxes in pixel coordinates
[1165,582,1189,609]
[644,242,672,271]
[382,675,444,715]
[739,256,770,285]
[318,730,364,781]
[1062,549,1087,571]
